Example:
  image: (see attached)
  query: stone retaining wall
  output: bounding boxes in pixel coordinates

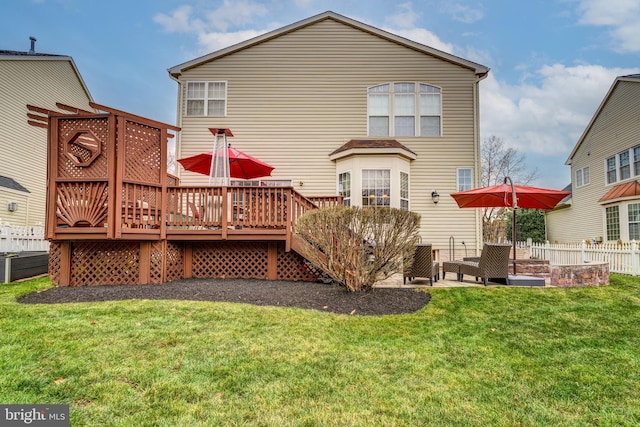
[550,262,609,287]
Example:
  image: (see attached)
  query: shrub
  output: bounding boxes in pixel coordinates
[294,206,421,292]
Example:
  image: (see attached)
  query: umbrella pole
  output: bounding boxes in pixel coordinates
[512,207,517,275]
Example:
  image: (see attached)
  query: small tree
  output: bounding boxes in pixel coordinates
[294,206,421,292]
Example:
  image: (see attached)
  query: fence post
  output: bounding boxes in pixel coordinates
[632,240,639,276]
[581,240,586,263]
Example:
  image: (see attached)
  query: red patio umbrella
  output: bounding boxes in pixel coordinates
[177,146,275,181]
[450,177,570,274]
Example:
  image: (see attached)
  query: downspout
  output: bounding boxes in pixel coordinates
[169,71,183,177]
[473,78,482,251]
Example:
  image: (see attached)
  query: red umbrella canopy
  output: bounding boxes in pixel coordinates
[178,146,275,180]
[451,183,570,210]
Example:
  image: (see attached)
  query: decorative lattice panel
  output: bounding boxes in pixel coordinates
[70,241,140,286]
[277,244,320,282]
[56,182,109,227]
[48,241,62,285]
[165,242,184,282]
[57,117,109,179]
[150,241,164,284]
[192,242,269,279]
[124,120,161,184]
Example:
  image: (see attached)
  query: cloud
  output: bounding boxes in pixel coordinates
[154,2,272,53]
[576,0,640,53]
[385,2,420,29]
[480,64,639,157]
[441,2,484,24]
[153,5,195,33]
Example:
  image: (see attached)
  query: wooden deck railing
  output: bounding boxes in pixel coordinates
[51,181,342,248]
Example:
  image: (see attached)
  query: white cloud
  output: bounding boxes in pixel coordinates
[441,2,484,24]
[385,2,420,29]
[197,29,270,53]
[153,5,195,33]
[384,27,455,54]
[480,64,639,157]
[576,0,640,53]
[204,0,269,32]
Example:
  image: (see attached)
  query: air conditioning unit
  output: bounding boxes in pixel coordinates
[7,202,18,212]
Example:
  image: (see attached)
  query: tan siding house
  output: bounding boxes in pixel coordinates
[0,46,93,227]
[168,11,489,258]
[547,75,640,243]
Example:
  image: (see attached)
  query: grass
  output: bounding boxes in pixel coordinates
[1,276,639,426]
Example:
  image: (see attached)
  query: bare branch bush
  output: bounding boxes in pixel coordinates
[294,206,421,292]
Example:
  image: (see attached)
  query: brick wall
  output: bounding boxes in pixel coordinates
[550,262,609,287]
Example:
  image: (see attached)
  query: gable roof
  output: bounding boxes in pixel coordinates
[168,11,489,79]
[0,49,94,103]
[0,176,30,193]
[565,74,640,165]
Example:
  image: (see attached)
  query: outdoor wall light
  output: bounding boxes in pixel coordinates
[7,202,18,212]
[431,190,440,204]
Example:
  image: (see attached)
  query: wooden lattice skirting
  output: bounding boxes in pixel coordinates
[49,240,318,286]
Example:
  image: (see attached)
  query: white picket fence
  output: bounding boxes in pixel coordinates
[0,224,49,253]
[530,241,640,276]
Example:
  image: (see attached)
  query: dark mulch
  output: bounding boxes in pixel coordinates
[17,279,431,316]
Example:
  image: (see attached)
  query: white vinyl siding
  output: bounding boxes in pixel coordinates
[175,17,482,250]
[0,58,93,226]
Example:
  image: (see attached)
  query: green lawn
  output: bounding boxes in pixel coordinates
[1,276,639,426]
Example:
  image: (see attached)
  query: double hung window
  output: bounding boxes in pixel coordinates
[186,81,226,116]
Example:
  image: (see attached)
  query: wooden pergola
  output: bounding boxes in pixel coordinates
[29,103,341,286]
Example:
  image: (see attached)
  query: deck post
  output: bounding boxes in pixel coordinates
[184,243,193,279]
[267,242,278,280]
[59,241,71,286]
[139,242,151,284]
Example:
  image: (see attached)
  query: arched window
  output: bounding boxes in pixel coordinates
[367,82,441,137]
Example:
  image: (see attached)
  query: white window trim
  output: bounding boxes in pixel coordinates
[400,170,410,211]
[456,167,473,192]
[605,145,640,186]
[361,169,392,207]
[367,82,442,137]
[185,80,228,117]
[337,170,352,206]
[575,166,590,188]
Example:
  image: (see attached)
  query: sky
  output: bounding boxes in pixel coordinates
[4,0,640,189]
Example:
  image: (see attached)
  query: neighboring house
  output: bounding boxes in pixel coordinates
[168,11,489,259]
[547,74,640,243]
[0,39,93,227]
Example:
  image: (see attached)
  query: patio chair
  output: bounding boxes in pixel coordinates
[403,243,440,286]
[444,243,512,285]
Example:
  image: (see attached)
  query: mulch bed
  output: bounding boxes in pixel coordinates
[17,278,431,316]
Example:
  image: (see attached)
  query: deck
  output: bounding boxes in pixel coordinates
[32,102,341,286]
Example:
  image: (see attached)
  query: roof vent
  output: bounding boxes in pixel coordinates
[28,36,37,55]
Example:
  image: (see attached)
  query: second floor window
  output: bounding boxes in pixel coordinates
[575,166,590,188]
[606,145,640,185]
[186,81,226,116]
[368,82,441,137]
